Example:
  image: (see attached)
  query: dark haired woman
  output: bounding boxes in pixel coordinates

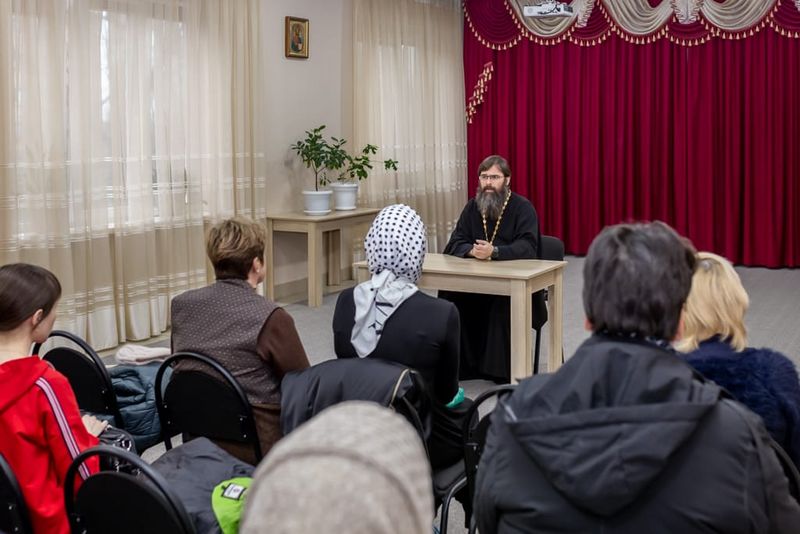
[0,263,107,534]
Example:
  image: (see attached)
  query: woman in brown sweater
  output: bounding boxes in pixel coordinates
[171,217,310,463]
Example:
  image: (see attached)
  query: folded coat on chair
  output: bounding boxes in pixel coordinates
[108,362,172,451]
[279,358,430,438]
[151,437,254,534]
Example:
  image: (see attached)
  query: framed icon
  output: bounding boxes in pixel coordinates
[285,16,309,59]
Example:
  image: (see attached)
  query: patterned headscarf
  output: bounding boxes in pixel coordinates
[351,204,426,357]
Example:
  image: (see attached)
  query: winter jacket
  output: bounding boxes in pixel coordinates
[685,337,800,467]
[108,362,171,451]
[0,357,99,534]
[474,334,800,534]
[151,437,254,534]
[279,358,429,437]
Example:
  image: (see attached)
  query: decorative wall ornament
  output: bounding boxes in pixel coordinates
[672,0,704,25]
[285,16,309,59]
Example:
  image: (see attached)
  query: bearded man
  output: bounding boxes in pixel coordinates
[441,155,540,382]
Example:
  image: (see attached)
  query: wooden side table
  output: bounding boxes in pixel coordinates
[266,208,380,307]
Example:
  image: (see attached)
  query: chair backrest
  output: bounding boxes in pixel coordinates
[0,453,33,534]
[32,330,123,428]
[540,235,565,261]
[64,446,196,534]
[280,358,431,441]
[532,235,565,331]
[154,352,262,462]
[462,385,516,509]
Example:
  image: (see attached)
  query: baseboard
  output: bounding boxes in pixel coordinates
[273,277,358,306]
[273,278,310,303]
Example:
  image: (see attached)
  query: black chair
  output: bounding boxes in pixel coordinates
[398,385,466,534]
[154,352,262,463]
[33,330,123,428]
[463,384,517,534]
[64,446,196,534]
[533,235,566,374]
[0,453,33,534]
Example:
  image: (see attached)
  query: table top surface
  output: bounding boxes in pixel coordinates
[355,253,567,280]
[267,207,380,222]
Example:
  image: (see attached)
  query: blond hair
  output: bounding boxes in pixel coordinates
[677,252,749,352]
[206,217,266,279]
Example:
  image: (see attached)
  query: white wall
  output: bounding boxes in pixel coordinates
[262,0,353,293]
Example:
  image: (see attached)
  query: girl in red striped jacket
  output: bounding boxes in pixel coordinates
[0,263,107,534]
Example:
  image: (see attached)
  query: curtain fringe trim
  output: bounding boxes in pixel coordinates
[466,62,494,124]
[464,0,800,48]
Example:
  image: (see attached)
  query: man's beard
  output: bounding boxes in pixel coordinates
[476,183,510,220]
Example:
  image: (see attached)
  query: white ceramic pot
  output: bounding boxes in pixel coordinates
[330,182,359,211]
[302,190,332,215]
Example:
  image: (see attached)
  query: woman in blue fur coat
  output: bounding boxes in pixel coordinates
[678,252,800,467]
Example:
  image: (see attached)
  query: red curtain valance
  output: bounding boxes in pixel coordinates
[465,0,800,47]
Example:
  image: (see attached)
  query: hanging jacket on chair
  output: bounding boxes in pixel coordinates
[474,334,800,534]
[279,358,430,438]
[107,362,171,452]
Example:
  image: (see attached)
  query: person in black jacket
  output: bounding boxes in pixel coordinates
[332,204,467,469]
[474,221,800,533]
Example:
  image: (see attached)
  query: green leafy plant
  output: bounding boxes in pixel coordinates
[291,125,398,191]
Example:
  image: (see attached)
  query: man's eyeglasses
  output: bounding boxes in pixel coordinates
[478,174,505,182]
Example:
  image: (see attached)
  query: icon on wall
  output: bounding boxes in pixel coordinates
[285,16,309,59]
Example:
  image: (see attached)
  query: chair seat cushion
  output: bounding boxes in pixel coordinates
[433,460,465,495]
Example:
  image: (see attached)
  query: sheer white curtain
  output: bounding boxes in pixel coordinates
[0,0,264,349]
[353,0,467,252]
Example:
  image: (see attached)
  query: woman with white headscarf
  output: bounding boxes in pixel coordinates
[332,204,467,468]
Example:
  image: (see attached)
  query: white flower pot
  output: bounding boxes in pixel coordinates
[302,190,332,215]
[330,182,359,211]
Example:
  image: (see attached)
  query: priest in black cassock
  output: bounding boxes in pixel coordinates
[440,155,540,383]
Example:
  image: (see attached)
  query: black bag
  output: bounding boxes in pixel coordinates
[97,426,138,471]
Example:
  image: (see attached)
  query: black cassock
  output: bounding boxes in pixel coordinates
[440,191,541,383]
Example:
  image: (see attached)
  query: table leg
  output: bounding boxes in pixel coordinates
[307,227,324,307]
[548,269,564,373]
[266,219,275,301]
[510,280,533,383]
[327,229,341,286]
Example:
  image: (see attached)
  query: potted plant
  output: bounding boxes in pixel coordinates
[291,125,399,213]
[329,142,399,211]
[291,125,335,215]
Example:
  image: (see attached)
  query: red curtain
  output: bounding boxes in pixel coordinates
[465,0,800,267]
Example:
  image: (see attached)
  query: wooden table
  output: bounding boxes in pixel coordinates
[355,253,568,381]
[266,208,380,307]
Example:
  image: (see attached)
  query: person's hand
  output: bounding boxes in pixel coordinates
[82,414,109,437]
[471,239,494,260]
